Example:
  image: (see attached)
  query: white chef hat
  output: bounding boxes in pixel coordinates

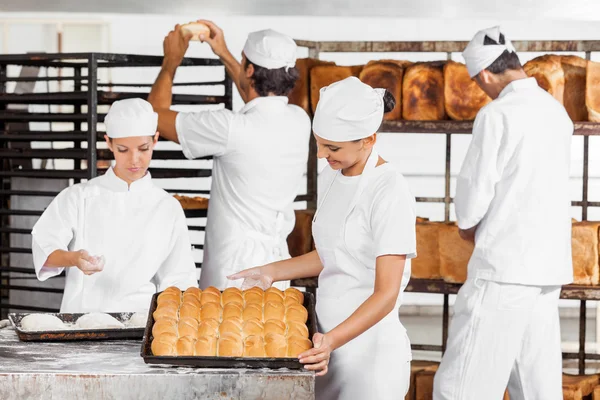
[463,26,517,78]
[104,98,158,139]
[243,29,297,71]
[313,77,386,142]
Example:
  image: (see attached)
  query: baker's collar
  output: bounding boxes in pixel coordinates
[100,166,153,192]
[239,96,289,114]
[499,77,538,98]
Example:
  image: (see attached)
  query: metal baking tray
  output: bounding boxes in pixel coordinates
[141,291,318,369]
[8,312,145,342]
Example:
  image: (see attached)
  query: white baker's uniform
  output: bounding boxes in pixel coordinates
[32,168,198,313]
[313,149,416,400]
[434,78,574,400]
[176,96,311,290]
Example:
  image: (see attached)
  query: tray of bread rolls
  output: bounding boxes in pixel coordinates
[141,286,317,369]
[8,311,148,342]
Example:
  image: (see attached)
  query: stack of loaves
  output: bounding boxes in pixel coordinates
[151,286,312,358]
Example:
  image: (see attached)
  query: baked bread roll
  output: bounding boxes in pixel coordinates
[571,221,600,285]
[443,60,491,121]
[310,65,364,113]
[181,22,211,42]
[200,291,221,306]
[151,332,178,356]
[223,287,243,296]
[198,318,220,338]
[182,296,201,309]
[265,333,288,358]
[287,335,312,358]
[179,302,200,321]
[286,320,309,338]
[153,304,179,321]
[243,335,267,357]
[176,336,196,356]
[264,291,284,304]
[157,292,181,306]
[173,195,209,210]
[438,223,474,283]
[152,319,178,337]
[243,289,263,305]
[561,56,588,121]
[201,302,223,321]
[178,317,199,339]
[264,319,287,336]
[402,61,446,120]
[195,336,217,356]
[586,60,600,122]
[412,221,442,279]
[183,287,202,302]
[219,317,243,336]
[359,61,404,120]
[284,288,304,304]
[162,286,182,296]
[264,301,285,321]
[243,303,264,322]
[222,291,244,306]
[203,286,221,296]
[222,302,243,320]
[524,55,565,103]
[242,319,264,338]
[285,303,308,324]
[218,332,244,357]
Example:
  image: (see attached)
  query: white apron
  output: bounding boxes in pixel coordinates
[313,150,412,400]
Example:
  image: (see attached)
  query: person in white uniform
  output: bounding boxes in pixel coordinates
[433,27,573,400]
[148,22,311,290]
[230,77,416,400]
[31,98,198,313]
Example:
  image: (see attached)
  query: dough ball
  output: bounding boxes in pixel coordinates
[126,311,148,328]
[76,313,124,329]
[20,314,66,331]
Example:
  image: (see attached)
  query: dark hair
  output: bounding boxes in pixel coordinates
[382,90,396,113]
[482,33,522,74]
[243,58,299,96]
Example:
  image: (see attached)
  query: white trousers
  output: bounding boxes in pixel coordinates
[433,278,563,400]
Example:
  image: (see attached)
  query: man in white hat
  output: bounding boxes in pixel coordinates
[433,27,573,400]
[148,23,311,290]
[31,98,198,313]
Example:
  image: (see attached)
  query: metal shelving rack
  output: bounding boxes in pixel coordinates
[295,39,600,374]
[0,52,233,318]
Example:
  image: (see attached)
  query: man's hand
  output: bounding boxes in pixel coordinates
[196,20,229,58]
[162,24,193,71]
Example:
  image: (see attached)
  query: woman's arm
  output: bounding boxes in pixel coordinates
[298,254,406,376]
[227,250,323,287]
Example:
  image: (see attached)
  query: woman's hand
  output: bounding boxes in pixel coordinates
[227,265,274,290]
[73,250,104,276]
[298,332,333,376]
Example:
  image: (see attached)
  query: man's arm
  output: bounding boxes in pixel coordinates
[148,25,192,143]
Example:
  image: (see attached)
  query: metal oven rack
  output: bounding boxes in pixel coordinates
[0,52,233,318]
[294,39,600,374]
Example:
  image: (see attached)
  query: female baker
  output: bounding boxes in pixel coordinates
[230,76,416,399]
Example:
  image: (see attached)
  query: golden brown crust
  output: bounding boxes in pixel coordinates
[562,55,588,121]
[173,195,209,210]
[310,65,364,113]
[438,223,474,283]
[571,221,600,285]
[412,222,442,279]
[264,333,288,358]
[359,61,405,120]
[443,61,491,121]
[586,60,600,122]
[287,335,312,358]
[243,335,267,357]
[524,55,565,102]
[288,58,336,116]
[402,62,446,121]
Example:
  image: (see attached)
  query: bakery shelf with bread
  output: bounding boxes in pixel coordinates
[142,286,317,368]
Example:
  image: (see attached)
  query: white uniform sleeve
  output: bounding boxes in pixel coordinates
[371,174,417,259]
[31,187,78,281]
[455,111,505,230]
[152,205,198,291]
[175,109,235,159]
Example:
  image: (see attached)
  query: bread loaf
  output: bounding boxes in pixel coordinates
[563,374,599,400]
[402,62,446,120]
[438,223,474,283]
[562,56,588,121]
[414,365,438,400]
[310,65,364,113]
[264,333,288,357]
[571,221,600,285]
[412,222,442,279]
[222,302,243,320]
[444,61,491,121]
[243,335,267,357]
[288,58,335,116]
[287,335,312,358]
[173,195,209,210]
[181,22,210,42]
[405,361,439,400]
[586,60,600,122]
[524,55,565,103]
[359,61,405,120]
[287,209,315,258]
[218,332,244,357]
[264,301,286,321]
[285,303,308,324]
[195,335,217,356]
